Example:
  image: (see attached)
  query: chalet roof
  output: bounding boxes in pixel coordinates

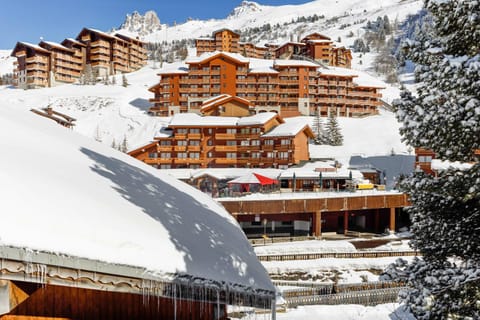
[77,27,117,41]
[186,51,250,65]
[39,40,75,53]
[306,39,333,44]
[301,32,331,41]
[114,33,146,44]
[168,111,281,127]
[262,117,314,138]
[11,41,51,56]
[273,59,319,68]
[212,28,241,37]
[0,105,274,299]
[200,94,254,113]
[274,42,306,51]
[62,38,87,47]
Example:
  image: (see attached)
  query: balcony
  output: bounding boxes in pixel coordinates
[26,56,48,64]
[173,146,187,152]
[215,158,238,165]
[215,133,236,140]
[215,145,238,152]
[157,146,173,152]
[91,40,110,48]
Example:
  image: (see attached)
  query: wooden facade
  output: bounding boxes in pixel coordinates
[11,29,147,89]
[130,100,315,169]
[148,52,383,117]
[219,193,409,237]
[11,43,51,89]
[194,29,352,68]
[0,281,224,320]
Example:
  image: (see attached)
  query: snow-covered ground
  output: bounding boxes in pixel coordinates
[0,50,15,75]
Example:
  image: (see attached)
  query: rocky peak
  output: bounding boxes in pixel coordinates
[120,10,161,36]
[228,1,263,19]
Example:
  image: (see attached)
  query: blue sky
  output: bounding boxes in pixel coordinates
[0,0,310,49]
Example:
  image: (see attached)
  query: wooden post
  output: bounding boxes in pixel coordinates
[374,209,380,233]
[344,211,349,235]
[389,207,396,232]
[313,211,322,237]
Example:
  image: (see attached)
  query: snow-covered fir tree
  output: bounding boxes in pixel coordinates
[383,1,480,319]
[311,108,325,144]
[325,111,343,146]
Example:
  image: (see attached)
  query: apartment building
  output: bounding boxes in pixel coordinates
[148,51,383,118]
[194,29,351,68]
[11,28,147,89]
[129,97,314,169]
[11,42,52,89]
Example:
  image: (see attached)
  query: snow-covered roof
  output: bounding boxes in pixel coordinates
[186,51,250,64]
[170,113,238,126]
[319,67,386,88]
[237,112,278,126]
[262,117,311,137]
[156,64,189,75]
[169,112,278,127]
[0,106,274,294]
[41,41,73,52]
[17,42,50,53]
[306,39,333,43]
[274,59,319,68]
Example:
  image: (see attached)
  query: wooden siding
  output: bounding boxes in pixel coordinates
[219,193,408,214]
[3,282,224,320]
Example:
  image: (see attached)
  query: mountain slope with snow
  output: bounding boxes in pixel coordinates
[116,0,422,47]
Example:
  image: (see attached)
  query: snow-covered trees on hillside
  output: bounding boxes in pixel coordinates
[384,0,480,319]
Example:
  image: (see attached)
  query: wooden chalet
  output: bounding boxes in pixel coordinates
[194,29,352,68]
[11,42,51,89]
[11,28,147,89]
[130,97,315,169]
[148,51,383,117]
[39,41,83,84]
[220,191,410,238]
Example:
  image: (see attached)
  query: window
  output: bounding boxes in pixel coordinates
[160,153,171,158]
[251,140,260,146]
[177,128,188,134]
[226,140,237,146]
[148,152,157,158]
[227,128,237,134]
[190,128,200,134]
[241,128,250,134]
[278,152,289,159]
[226,153,237,159]
[418,156,432,163]
[177,140,187,146]
[189,140,200,146]
[281,139,290,145]
[251,152,260,158]
[177,152,187,159]
[160,164,171,169]
[264,140,274,145]
[189,152,200,159]
[240,140,249,146]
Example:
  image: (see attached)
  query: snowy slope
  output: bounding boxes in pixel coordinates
[116,0,422,48]
[0,50,15,75]
[0,64,163,149]
[0,105,274,292]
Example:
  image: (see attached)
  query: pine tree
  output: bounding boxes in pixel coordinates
[94,125,102,143]
[120,135,129,153]
[111,138,117,150]
[311,108,325,144]
[382,1,480,319]
[325,111,343,146]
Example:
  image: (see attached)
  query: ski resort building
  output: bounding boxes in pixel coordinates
[148,51,384,117]
[194,28,352,68]
[130,96,314,169]
[11,28,147,89]
[0,106,275,319]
